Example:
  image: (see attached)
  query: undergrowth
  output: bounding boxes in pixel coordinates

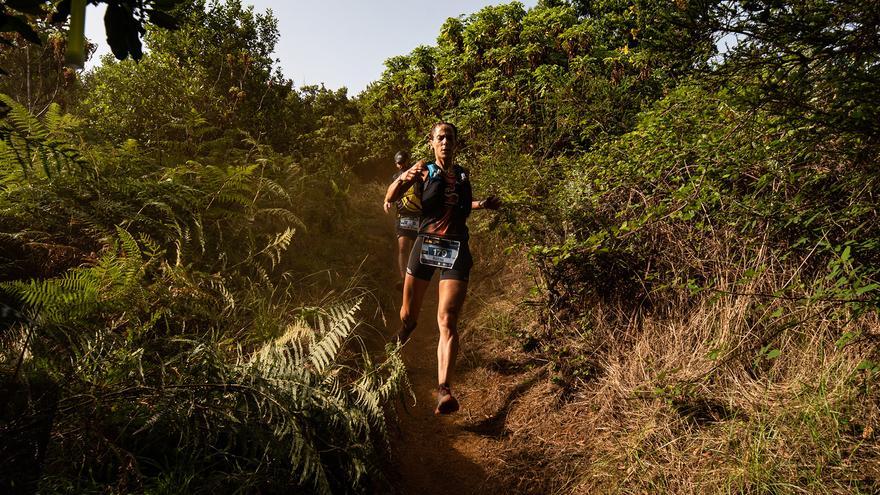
[0,94,407,493]
[461,245,878,494]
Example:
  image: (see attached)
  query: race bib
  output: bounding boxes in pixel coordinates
[398,216,419,231]
[419,235,460,269]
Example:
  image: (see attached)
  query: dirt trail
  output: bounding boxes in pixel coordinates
[386,278,508,495]
[360,186,526,494]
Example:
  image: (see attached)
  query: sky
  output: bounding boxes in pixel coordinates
[84,0,538,96]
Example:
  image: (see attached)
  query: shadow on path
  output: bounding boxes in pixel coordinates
[461,364,547,439]
[383,278,502,495]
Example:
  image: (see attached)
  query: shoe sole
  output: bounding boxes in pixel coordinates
[434,395,460,415]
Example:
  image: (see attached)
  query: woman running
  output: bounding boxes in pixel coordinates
[384,122,500,415]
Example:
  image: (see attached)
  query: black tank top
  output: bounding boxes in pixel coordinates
[419,163,472,240]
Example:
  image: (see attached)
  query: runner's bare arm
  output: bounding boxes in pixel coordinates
[385,160,427,204]
[384,180,405,204]
[472,195,502,211]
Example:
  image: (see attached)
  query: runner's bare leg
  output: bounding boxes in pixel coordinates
[399,273,429,343]
[397,236,414,280]
[437,279,468,386]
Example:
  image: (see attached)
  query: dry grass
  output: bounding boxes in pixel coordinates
[458,236,880,494]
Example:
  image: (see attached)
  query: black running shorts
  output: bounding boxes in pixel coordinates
[406,235,473,281]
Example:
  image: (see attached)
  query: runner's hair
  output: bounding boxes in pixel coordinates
[427,121,458,141]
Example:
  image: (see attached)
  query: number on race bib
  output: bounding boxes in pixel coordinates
[419,236,461,269]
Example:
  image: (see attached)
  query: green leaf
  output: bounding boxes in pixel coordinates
[6,0,46,16]
[856,360,878,372]
[0,14,42,44]
[49,0,72,23]
[840,245,851,263]
[836,332,857,349]
[855,283,879,296]
[146,9,179,30]
[104,3,134,60]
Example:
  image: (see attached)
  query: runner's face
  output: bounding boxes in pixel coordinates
[430,125,456,161]
[395,160,406,170]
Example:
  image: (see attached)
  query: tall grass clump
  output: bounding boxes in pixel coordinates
[477,85,880,492]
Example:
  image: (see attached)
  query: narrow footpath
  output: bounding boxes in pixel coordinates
[362,186,540,494]
[386,278,506,495]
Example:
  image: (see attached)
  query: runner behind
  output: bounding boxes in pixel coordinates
[384,151,421,285]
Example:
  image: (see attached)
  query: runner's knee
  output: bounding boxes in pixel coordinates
[437,310,460,335]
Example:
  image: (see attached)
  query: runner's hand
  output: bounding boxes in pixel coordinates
[482,195,502,210]
[403,160,426,182]
[383,201,393,214]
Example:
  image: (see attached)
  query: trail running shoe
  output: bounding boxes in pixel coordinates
[394,325,414,346]
[435,384,460,415]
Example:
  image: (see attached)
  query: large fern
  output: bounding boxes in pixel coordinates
[1,226,148,323]
[1,226,407,492]
[0,82,397,493]
[0,94,86,177]
[242,297,407,493]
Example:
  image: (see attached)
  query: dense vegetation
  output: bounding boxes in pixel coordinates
[1,1,402,493]
[1,0,878,493]
[358,0,879,492]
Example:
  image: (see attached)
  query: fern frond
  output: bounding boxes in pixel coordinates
[0,228,155,324]
[115,226,143,261]
[257,176,291,201]
[0,94,45,138]
[255,208,307,232]
[257,227,295,269]
[208,277,235,313]
[308,298,360,374]
[0,93,87,176]
[43,103,63,134]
